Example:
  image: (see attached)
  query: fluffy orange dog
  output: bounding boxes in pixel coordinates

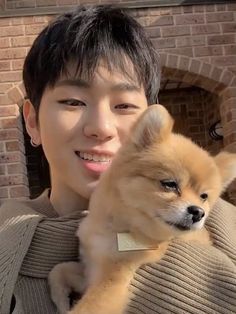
[49,105,236,314]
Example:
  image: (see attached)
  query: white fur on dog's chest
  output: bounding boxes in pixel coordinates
[117,232,158,251]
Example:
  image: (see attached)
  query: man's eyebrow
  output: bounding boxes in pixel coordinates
[111,82,141,92]
[55,79,140,92]
[55,79,90,88]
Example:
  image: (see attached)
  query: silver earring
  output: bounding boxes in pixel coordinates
[30,138,40,147]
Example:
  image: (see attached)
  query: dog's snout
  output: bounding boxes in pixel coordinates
[187,206,205,223]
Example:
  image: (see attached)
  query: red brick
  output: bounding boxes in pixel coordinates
[189,59,202,75]
[176,36,205,47]
[222,23,236,34]
[0,165,6,175]
[0,38,11,48]
[7,86,24,103]
[209,67,224,82]
[0,26,24,37]
[149,16,173,26]
[7,163,26,175]
[175,14,204,25]
[192,24,220,35]
[183,6,193,13]
[131,8,149,18]
[137,17,150,27]
[0,83,13,94]
[199,62,213,78]
[0,105,17,116]
[0,142,4,152]
[5,140,23,152]
[212,56,236,67]
[166,54,179,69]
[162,26,190,37]
[179,56,191,72]
[0,174,27,187]
[0,71,22,83]
[23,16,46,24]
[152,38,175,49]
[159,54,167,68]
[171,7,182,15]
[208,35,235,46]
[148,8,161,16]
[11,36,36,47]
[1,118,18,129]
[206,12,234,23]
[227,3,236,10]
[224,45,236,56]
[194,46,223,57]
[0,130,19,141]
[216,4,226,11]
[11,17,23,25]
[11,59,24,70]
[193,5,205,13]
[0,61,11,71]
[0,48,27,60]
[0,188,8,198]
[219,70,235,86]
[206,5,216,12]
[0,152,23,164]
[25,24,46,35]
[164,47,193,57]
[146,27,161,38]
[9,186,29,198]
[228,67,236,75]
[0,94,12,105]
[0,19,11,27]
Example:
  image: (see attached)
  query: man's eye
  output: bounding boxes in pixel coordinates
[160,179,180,195]
[115,103,138,110]
[58,99,86,107]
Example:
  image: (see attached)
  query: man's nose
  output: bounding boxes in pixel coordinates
[83,105,117,141]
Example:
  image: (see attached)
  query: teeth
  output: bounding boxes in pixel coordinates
[78,152,111,162]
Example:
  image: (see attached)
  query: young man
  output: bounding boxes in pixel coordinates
[0,4,236,314]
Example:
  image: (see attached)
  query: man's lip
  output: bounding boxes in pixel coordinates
[75,150,115,157]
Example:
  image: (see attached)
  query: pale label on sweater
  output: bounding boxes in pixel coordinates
[117,232,158,251]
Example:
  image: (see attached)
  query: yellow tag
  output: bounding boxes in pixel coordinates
[117,232,158,252]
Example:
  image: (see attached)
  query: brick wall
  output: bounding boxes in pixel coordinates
[159,87,223,153]
[0,1,236,201]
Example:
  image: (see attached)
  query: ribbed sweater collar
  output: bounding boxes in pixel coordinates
[19,190,87,278]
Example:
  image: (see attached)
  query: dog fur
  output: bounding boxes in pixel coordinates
[49,105,236,314]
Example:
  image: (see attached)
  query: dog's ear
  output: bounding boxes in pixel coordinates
[131,105,174,149]
[214,151,236,191]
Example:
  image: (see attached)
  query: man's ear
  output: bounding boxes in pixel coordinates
[214,151,236,191]
[131,104,174,150]
[23,99,41,145]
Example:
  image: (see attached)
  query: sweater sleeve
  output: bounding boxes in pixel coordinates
[0,201,42,314]
[127,199,236,314]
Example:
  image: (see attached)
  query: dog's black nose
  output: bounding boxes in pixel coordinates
[187,206,205,223]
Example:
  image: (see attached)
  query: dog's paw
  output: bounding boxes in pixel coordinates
[48,261,86,314]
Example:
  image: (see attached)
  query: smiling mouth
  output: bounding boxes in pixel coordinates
[75,151,112,163]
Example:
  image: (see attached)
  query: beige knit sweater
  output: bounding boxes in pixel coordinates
[0,190,236,314]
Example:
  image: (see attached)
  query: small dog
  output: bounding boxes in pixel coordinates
[49,105,236,314]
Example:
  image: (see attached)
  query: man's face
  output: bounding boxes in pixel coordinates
[26,62,149,199]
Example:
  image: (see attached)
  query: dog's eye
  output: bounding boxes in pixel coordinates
[160,180,180,194]
[200,193,208,201]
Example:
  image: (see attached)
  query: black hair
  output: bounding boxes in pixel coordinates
[23,5,160,119]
